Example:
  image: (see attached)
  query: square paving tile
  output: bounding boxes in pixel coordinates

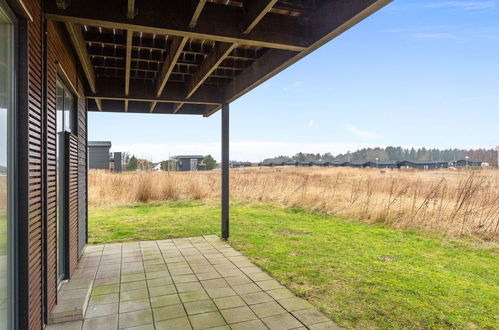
[229,319,268,330]
[82,314,118,330]
[261,312,303,330]
[179,290,210,303]
[88,293,119,306]
[213,296,246,310]
[231,283,261,295]
[240,291,274,305]
[85,302,119,319]
[176,282,203,293]
[292,309,332,326]
[188,311,227,329]
[119,309,153,329]
[220,306,257,324]
[205,287,237,299]
[155,316,192,330]
[150,294,182,308]
[149,284,177,297]
[76,238,332,330]
[153,304,186,321]
[120,298,151,313]
[184,300,218,315]
[120,289,149,302]
[250,301,286,318]
[278,297,314,312]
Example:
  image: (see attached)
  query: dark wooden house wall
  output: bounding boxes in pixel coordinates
[17,1,88,328]
[77,81,88,256]
[18,1,44,329]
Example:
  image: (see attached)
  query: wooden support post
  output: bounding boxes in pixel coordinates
[221,103,229,239]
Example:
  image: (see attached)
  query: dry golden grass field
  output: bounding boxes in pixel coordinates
[89,167,499,241]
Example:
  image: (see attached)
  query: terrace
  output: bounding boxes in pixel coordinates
[47,236,336,330]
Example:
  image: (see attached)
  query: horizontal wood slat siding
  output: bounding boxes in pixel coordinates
[45,22,58,317]
[66,134,79,276]
[77,82,87,255]
[23,0,44,328]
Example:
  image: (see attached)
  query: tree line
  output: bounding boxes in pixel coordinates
[263,147,498,166]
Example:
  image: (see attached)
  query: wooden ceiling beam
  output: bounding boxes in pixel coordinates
[186,42,237,99]
[205,0,393,116]
[156,37,188,97]
[45,0,308,51]
[64,22,102,110]
[150,36,188,112]
[91,79,224,105]
[189,0,207,29]
[127,0,136,19]
[173,103,184,114]
[242,0,278,34]
[125,30,132,96]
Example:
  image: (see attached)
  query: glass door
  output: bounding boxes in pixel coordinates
[0,4,14,329]
[56,77,74,285]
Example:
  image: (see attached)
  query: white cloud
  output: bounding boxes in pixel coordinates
[426,1,495,10]
[308,120,315,127]
[112,141,381,163]
[345,124,381,139]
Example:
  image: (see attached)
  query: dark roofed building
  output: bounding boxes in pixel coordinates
[173,155,206,171]
[88,141,112,170]
[398,160,449,170]
[454,159,482,167]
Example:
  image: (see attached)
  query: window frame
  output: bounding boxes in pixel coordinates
[0,1,18,329]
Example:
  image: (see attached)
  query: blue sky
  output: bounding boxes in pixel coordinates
[89,0,499,162]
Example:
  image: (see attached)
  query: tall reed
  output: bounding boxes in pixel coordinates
[89,167,499,241]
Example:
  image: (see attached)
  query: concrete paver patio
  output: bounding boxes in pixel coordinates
[47,236,339,329]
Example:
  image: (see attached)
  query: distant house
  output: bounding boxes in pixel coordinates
[398,160,448,170]
[230,161,252,168]
[88,141,123,172]
[297,161,313,166]
[376,161,400,169]
[331,161,351,167]
[110,152,122,172]
[173,155,206,171]
[285,161,298,166]
[350,160,367,168]
[454,159,482,167]
[88,141,111,170]
[152,163,162,171]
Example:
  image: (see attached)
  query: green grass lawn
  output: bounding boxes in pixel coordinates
[89,201,499,329]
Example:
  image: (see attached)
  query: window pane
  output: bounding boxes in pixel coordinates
[64,89,74,132]
[56,80,64,133]
[0,7,13,329]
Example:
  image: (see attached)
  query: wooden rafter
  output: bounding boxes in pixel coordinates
[150,36,188,112]
[64,22,101,110]
[189,0,207,29]
[242,0,278,34]
[125,30,133,96]
[186,42,237,99]
[45,1,308,51]
[127,0,136,19]
[173,103,184,114]
[205,0,393,116]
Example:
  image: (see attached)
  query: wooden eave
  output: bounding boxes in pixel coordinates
[44,0,392,116]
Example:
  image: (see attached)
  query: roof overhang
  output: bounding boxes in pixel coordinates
[45,0,392,116]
